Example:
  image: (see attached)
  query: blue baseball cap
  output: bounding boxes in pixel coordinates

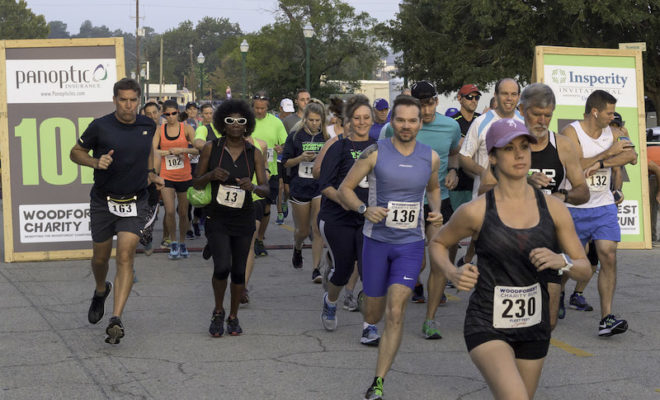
[445,107,459,117]
[374,98,389,110]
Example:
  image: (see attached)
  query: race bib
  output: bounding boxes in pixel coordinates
[385,201,420,229]
[267,148,275,163]
[107,196,137,217]
[216,185,246,208]
[358,176,369,189]
[189,154,200,164]
[587,169,609,192]
[541,189,552,195]
[298,161,314,178]
[165,154,184,170]
[493,283,542,329]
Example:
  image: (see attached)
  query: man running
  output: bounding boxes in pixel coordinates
[339,95,442,400]
[70,78,163,344]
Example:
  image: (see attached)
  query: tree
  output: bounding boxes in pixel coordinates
[381,0,660,109]
[0,0,49,39]
[47,20,70,38]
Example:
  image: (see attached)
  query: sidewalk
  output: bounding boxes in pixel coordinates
[1,208,659,399]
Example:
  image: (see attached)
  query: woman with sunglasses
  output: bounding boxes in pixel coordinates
[193,99,269,337]
[153,100,198,259]
[429,119,591,400]
[282,102,330,281]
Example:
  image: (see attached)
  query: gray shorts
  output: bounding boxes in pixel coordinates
[90,189,150,243]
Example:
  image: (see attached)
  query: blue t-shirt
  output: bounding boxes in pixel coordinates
[380,113,461,200]
[369,121,388,141]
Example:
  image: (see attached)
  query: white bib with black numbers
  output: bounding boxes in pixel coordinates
[385,201,420,229]
[298,161,314,178]
[358,176,369,189]
[107,197,137,217]
[216,185,245,208]
[267,148,275,163]
[587,169,609,192]
[165,154,184,170]
[493,283,542,329]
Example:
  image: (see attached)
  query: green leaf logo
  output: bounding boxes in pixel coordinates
[551,69,566,84]
[93,64,108,82]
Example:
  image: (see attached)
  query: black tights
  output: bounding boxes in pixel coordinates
[207,228,252,284]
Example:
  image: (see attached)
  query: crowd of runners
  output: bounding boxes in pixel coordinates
[70,75,651,399]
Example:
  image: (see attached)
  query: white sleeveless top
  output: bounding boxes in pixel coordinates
[566,121,614,208]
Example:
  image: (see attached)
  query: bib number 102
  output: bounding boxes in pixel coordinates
[14,117,94,185]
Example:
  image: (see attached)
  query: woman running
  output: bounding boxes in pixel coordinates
[429,118,592,400]
[192,99,269,336]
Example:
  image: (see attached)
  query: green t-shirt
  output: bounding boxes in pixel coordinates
[194,123,220,142]
[252,113,288,175]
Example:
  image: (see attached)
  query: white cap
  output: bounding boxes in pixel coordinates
[280,98,295,112]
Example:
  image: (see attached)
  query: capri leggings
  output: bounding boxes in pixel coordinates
[319,219,363,287]
[206,221,252,284]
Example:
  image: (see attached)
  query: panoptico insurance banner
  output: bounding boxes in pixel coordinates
[1,38,124,261]
[533,46,651,249]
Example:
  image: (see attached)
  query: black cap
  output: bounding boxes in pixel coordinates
[185,102,198,109]
[611,112,623,127]
[411,80,437,100]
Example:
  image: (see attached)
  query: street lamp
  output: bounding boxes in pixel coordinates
[197,52,205,101]
[303,24,314,92]
[240,39,249,99]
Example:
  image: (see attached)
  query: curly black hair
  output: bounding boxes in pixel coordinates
[213,99,256,136]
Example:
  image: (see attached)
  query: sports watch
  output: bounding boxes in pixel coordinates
[558,253,574,276]
[357,204,367,215]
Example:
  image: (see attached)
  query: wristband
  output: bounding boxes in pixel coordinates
[448,167,458,172]
[558,189,569,202]
[147,168,157,174]
[599,160,604,169]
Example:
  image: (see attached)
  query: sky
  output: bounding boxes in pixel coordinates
[24,0,402,35]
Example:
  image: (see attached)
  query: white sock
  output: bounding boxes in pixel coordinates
[325,292,337,306]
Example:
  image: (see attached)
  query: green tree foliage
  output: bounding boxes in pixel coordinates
[0,0,49,39]
[382,0,660,108]
[47,20,69,39]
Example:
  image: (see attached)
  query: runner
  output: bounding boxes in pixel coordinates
[282,102,329,281]
[338,95,442,399]
[560,90,637,336]
[192,99,269,336]
[153,100,198,260]
[450,84,481,212]
[429,118,591,400]
[317,94,378,339]
[70,78,164,344]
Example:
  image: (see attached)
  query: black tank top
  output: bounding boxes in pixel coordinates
[464,188,558,342]
[530,132,565,194]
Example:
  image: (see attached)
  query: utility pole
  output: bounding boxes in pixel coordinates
[189,44,195,102]
[159,37,163,100]
[135,0,140,84]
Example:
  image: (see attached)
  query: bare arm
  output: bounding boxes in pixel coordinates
[459,153,486,177]
[312,135,338,179]
[555,135,589,205]
[70,143,102,169]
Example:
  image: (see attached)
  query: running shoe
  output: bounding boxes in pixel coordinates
[168,242,180,260]
[364,377,384,400]
[88,281,112,324]
[105,316,125,345]
[312,268,322,283]
[254,239,268,256]
[598,314,628,337]
[276,212,284,225]
[185,230,195,240]
[160,239,171,249]
[226,316,243,336]
[569,292,594,311]
[361,324,380,346]
[411,284,425,303]
[422,319,443,340]
[143,241,153,256]
[321,293,338,331]
[282,201,289,218]
[292,248,303,269]
[343,292,358,312]
[202,243,211,260]
[558,291,566,320]
[193,222,201,237]
[179,243,189,258]
[439,293,448,306]
[446,280,456,289]
[240,288,250,304]
[209,309,225,337]
[357,290,366,314]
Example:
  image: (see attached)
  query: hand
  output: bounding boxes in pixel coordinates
[608,139,628,156]
[364,206,389,224]
[169,147,185,155]
[274,144,284,154]
[445,169,458,190]
[529,247,565,271]
[527,172,551,189]
[210,166,230,181]
[584,161,600,177]
[426,211,444,227]
[449,264,479,292]
[157,150,170,157]
[235,177,254,192]
[96,150,114,169]
[301,151,316,162]
[151,174,165,190]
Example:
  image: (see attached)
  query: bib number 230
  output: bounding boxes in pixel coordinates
[492,283,541,328]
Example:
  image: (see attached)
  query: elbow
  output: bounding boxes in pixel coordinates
[573,185,590,206]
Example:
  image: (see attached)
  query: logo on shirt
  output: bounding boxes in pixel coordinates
[398,164,413,168]
[142,131,148,135]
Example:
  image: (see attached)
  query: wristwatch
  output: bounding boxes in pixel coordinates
[147,168,157,174]
[357,204,367,215]
[558,253,574,276]
[558,188,569,202]
[599,160,605,169]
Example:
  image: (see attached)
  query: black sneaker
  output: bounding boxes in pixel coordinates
[292,248,303,269]
[227,316,243,336]
[364,376,384,399]
[209,309,225,337]
[312,268,322,283]
[193,223,201,237]
[88,281,112,324]
[254,239,268,256]
[185,230,195,240]
[411,283,425,303]
[105,316,124,344]
[599,314,628,337]
[202,243,212,260]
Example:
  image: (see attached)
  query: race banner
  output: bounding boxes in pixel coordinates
[1,38,125,261]
[533,46,651,249]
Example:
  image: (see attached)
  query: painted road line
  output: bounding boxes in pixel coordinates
[550,338,593,357]
[446,293,460,301]
[279,224,294,232]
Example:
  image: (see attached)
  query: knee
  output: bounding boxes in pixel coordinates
[115,250,134,267]
[213,269,230,281]
[296,226,310,238]
[599,251,617,269]
[230,270,246,285]
[386,304,405,324]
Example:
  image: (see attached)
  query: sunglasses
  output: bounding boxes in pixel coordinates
[463,94,481,101]
[163,111,178,117]
[252,95,270,100]
[224,117,248,125]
